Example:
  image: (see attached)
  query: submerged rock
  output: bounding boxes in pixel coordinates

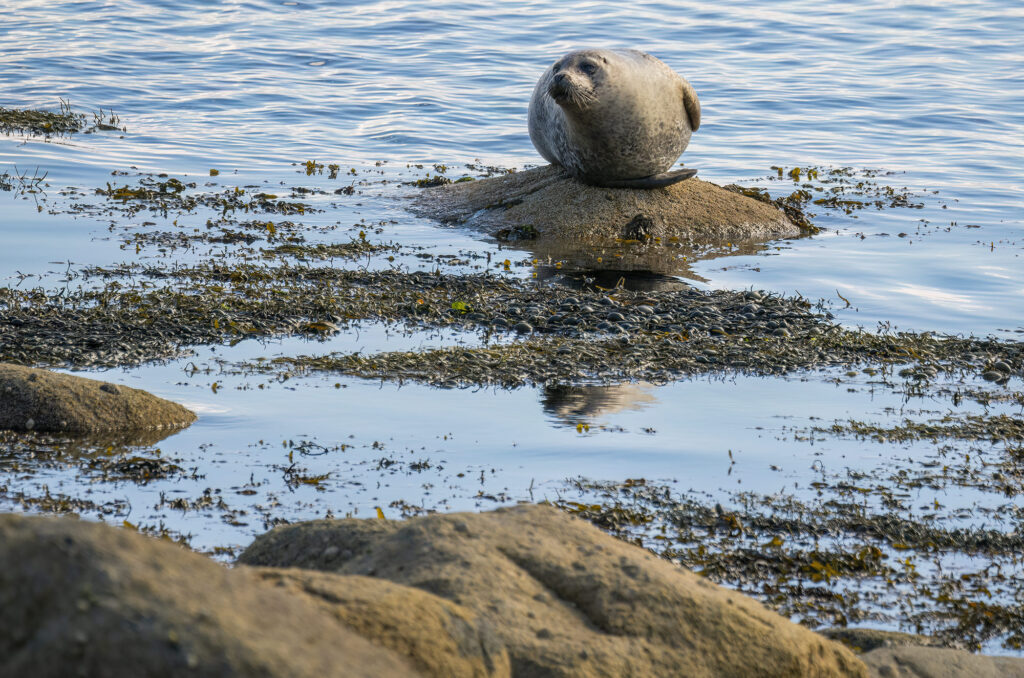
[239,503,867,678]
[411,165,801,277]
[0,513,418,678]
[0,363,196,434]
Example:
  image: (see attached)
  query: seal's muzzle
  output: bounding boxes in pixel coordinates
[548,73,570,103]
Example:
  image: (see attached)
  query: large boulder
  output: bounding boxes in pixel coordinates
[0,513,419,678]
[0,363,196,434]
[239,503,868,678]
[411,165,802,277]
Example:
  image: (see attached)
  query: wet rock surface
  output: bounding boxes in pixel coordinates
[412,164,800,242]
[0,363,196,433]
[0,513,418,678]
[411,164,803,276]
[239,503,868,678]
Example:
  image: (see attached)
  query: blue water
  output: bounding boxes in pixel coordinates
[2,0,1024,648]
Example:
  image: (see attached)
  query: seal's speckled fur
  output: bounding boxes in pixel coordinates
[528,49,701,189]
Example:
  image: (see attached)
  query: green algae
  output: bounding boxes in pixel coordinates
[264,238,400,261]
[816,414,1024,444]
[92,176,316,218]
[1,257,1020,388]
[727,165,931,235]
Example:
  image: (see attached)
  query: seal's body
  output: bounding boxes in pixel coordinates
[528,49,701,189]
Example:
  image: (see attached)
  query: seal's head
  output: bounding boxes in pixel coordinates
[546,51,609,110]
[528,48,701,188]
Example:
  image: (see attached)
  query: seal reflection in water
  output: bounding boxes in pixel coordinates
[528,49,701,189]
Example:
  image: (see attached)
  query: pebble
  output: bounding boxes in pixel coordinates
[513,322,533,333]
[992,361,1012,373]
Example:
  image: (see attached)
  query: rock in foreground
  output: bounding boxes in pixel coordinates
[0,363,196,433]
[239,503,867,678]
[411,165,801,276]
[0,513,418,678]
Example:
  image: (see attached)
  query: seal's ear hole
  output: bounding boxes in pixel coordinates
[601,57,608,63]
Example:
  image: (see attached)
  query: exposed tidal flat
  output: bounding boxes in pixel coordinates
[1,0,1023,666]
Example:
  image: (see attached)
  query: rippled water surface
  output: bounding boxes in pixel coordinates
[3,0,1022,330]
[2,0,1024,649]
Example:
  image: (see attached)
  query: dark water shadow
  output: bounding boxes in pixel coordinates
[506,236,780,286]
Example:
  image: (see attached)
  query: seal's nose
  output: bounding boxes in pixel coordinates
[548,72,569,100]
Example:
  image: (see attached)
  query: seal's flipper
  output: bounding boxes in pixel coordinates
[598,168,698,189]
[681,78,701,131]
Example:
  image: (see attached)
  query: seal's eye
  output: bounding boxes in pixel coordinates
[580,63,598,75]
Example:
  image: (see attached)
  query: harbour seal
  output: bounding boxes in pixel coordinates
[528,49,701,189]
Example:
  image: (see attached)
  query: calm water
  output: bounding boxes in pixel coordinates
[1,0,1024,646]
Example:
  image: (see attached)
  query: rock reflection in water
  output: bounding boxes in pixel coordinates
[526,238,776,287]
[541,383,658,426]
